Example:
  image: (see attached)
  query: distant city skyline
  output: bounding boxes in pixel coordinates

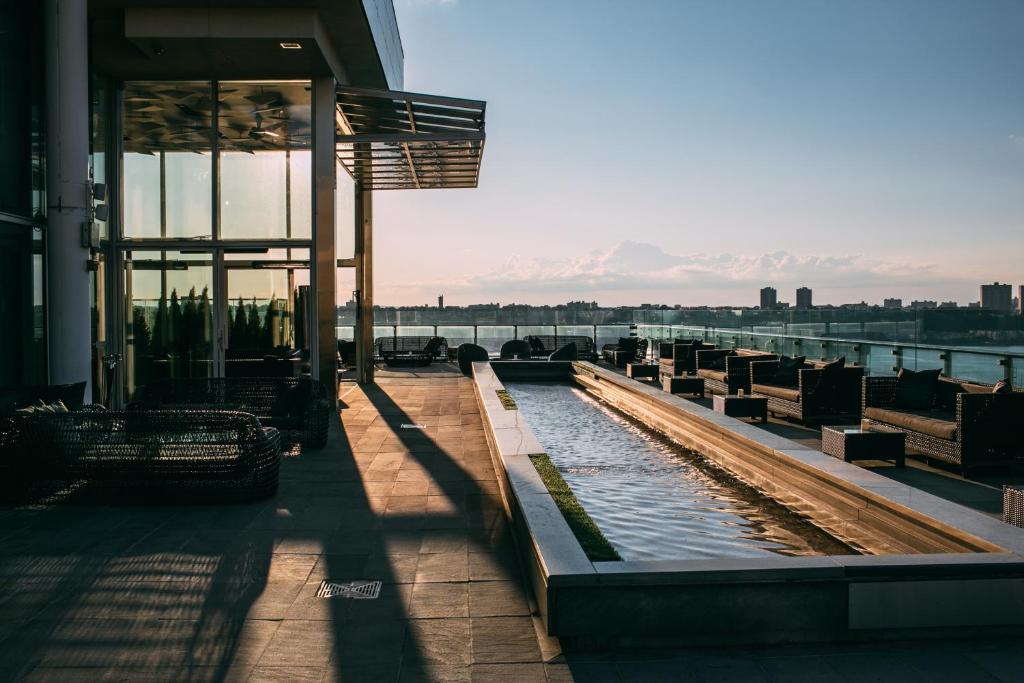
[375,0,1024,306]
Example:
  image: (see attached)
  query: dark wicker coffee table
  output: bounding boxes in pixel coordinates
[661,375,705,397]
[1004,486,1024,529]
[626,363,659,380]
[712,394,767,422]
[821,425,905,467]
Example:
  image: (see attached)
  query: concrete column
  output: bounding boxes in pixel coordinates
[312,76,338,403]
[45,0,92,396]
[354,185,374,384]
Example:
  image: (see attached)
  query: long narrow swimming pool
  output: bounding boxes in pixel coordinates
[505,382,855,561]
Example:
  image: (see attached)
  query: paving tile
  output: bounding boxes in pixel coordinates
[415,552,469,583]
[258,620,333,668]
[470,662,546,682]
[470,617,542,664]
[247,665,326,683]
[409,583,469,619]
[468,581,531,618]
[404,618,472,665]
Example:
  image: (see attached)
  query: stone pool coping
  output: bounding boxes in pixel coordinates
[473,360,1024,646]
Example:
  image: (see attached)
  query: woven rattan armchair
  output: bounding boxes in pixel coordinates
[524,335,597,361]
[658,340,714,378]
[862,376,1023,474]
[131,377,330,448]
[1,409,280,503]
[696,349,777,395]
[749,360,863,424]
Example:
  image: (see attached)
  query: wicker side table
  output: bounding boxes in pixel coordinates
[821,425,905,467]
[661,375,705,397]
[712,395,768,422]
[1005,486,1024,529]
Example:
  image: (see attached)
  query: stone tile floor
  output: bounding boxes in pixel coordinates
[0,374,1021,681]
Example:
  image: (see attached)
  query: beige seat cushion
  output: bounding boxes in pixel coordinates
[697,369,727,382]
[751,383,800,402]
[864,407,956,441]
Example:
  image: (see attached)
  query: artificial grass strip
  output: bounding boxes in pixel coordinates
[529,454,621,562]
[495,389,518,410]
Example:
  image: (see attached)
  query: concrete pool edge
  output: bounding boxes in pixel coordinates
[473,360,1024,646]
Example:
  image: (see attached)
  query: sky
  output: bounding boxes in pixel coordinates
[373,0,1024,307]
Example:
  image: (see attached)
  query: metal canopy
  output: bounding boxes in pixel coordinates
[336,85,485,190]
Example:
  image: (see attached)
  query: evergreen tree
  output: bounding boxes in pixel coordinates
[182,286,199,352]
[230,296,248,349]
[198,286,213,354]
[246,298,262,350]
[152,292,169,353]
[293,286,306,350]
[169,289,182,354]
[132,306,152,357]
[261,295,280,350]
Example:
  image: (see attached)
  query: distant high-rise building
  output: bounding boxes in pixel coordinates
[1018,286,1023,315]
[980,282,1012,311]
[759,286,777,309]
[883,298,902,309]
[910,300,938,310]
[938,301,958,309]
[438,295,444,309]
[795,287,812,309]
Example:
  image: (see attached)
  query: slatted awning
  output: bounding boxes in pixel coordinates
[335,85,485,190]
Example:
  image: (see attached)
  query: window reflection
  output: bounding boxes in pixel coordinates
[219,81,312,239]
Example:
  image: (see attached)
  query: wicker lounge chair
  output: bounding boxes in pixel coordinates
[0,409,280,503]
[549,343,578,361]
[749,357,864,424]
[862,374,1023,474]
[375,336,448,366]
[658,339,714,378]
[600,337,647,368]
[523,335,597,361]
[131,377,330,448]
[499,339,532,360]
[457,343,489,376]
[695,349,777,395]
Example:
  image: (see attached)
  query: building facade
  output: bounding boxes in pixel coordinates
[795,287,812,309]
[4,0,484,407]
[980,282,1012,311]
[759,286,777,310]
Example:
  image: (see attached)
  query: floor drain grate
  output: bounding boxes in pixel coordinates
[316,579,382,600]
[400,423,426,429]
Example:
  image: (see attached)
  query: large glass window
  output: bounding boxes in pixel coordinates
[219,81,312,239]
[122,82,214,238]
[0,3,44,219]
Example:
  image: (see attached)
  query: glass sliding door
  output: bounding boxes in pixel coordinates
[123,250,215,398]
[224,249,311,377]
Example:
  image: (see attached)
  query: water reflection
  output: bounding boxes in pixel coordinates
[506,382,856,561]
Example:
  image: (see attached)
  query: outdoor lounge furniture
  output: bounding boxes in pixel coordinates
[337,340,357,368]
[1005,486,1024,528]
[549,343,578,361]
[1,409,280,503]
[862,372,1023,474]
[749,357,864,425]
[695,349,777,396]
[713,394,768,422]
[523,335,597,361]
[457,343,489,376]
[499,339,532,360]
[658,339,714,378]
[626,363,659,380]
[662,375,705,397]
[821,425,905,467]
[375,336,448,366]
[131,377,330,448]
[600,337,647,368]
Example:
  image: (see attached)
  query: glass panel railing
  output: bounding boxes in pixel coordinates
[436,325,475,351]
[474,325,515,353]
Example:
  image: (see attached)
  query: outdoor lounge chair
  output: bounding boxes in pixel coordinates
[499,339,532,359]
[457,343,489,376]
[0,408,281,503]
[131,377,331,448]
[523,335,597,361]
[549,343,578,361]
[658,339,714,377]
[862,372,1023,474]
[695,349,778,395]
[375,336,449,366]
[749,356,863,424]
[600,337,647,368]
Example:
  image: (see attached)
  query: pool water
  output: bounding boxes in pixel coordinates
[505,382,856,561]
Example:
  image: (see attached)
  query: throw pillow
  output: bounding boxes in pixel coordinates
[893,368,941,410]
[993,380,1012,394]
[772,356,806,386]
[934,379,965,412]
[809,356,845,400]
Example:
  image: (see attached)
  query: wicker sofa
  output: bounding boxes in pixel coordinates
[601,337,648,368]
[695,349,778,395]
[862,375,1023,474]
[375,336,448,366]
[131,377,330,448]
[658,340,715,378]
[524,335,597,361]
[1,408,280,503]
[749,358,864,424]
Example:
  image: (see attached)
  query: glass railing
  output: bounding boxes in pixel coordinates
[636,324,1023,386]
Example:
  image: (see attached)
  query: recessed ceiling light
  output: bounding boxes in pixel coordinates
[280,42,302,50]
